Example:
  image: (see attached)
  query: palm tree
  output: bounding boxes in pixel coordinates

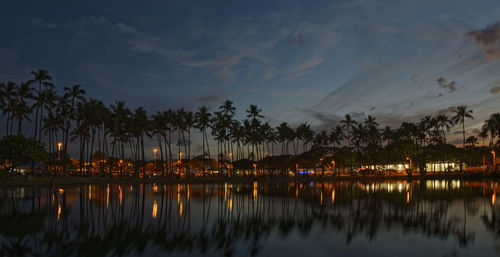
[62,85,86,173]
[221,100,236,171]
[174,108,188,176]
[162,110,175,175]
[184,111,195,174]
[0,82,17,136]
[340,114,357,171]
[246,104,264,161]
[435,114,453,144]
[482,113,500,146]
[211,111,226,173]
[452,105,473,173]
[276,122,292,155]
[110,101,131,175]
[71,101,90,174]
[132,107,149,177]
[298,123,314,152]
[29,69,53,140]
[329,125,345,168]
[151,112,166,175]
[195,106,212,175]
[13,82,34,135]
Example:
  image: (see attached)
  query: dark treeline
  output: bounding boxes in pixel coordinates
[0,181,496,256]
[1,69,499,176]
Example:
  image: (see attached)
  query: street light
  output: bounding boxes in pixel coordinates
[179,152,183,175]
[492,151,496,172]
[406,157,412,172]
[253,163,257,176]
[57,142,62,173]
[228,152,233,175]
[153,148,158,173]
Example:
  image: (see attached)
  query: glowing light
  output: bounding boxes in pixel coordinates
[228,198,233,211]
[89,185,92,200]
[296,186,299,199]
[493,193,496,206]
[320,191,323,205]
[106,185,109,209]
[179,202,183,217]
[119,185,123,205]
[57,203,61,221]
[253,182,258,202]
[152,200,158,219]
[153,185,158,193]
[58,188,64,194]
[406,192,410,203]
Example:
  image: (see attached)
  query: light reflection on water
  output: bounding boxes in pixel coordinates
[1,180,500,256]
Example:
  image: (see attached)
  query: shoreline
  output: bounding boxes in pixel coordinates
[1,173,500,187]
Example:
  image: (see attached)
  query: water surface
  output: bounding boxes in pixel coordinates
[1,180,500,257]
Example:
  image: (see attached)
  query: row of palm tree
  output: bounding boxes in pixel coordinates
[1,69,499,176]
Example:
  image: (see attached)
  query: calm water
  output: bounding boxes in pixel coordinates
[1,180,500,257]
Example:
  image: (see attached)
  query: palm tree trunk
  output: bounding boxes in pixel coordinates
[141,134,145,177]
[462,121,465,173]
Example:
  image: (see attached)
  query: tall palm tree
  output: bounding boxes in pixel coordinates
[151,112,166,175]
[162,110,175,175]
[220,100,236,170]
[110,101,131,175]
[29,69,53,140]
[435,114,453,144]
[452,105,473,173]
[184,110,195,174]
[340,114,357,171]
[62,85,86,172]
[246,104,263,161]
[482,113,500,146]
[195,106,212,175]
[1,82,17,136]
[132,107,149,177]
[174,108,188,176]
[329,125,345,162]
[276,122,293,155]
[13,82,34,135]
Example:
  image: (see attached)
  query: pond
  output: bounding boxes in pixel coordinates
[0,180,499,257]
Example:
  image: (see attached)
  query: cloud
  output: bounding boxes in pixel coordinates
[197,95,225,105]
[436,77,457,93]
[287,33,305,45]
[301,108,342,131]
[491,82,500,94]
[34,16,194,62]
[466,21,500,60]
[463,58,477,65]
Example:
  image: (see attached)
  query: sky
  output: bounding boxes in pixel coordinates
[2,0,500,157]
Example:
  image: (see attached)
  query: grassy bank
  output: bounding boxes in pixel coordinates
[0,172,499,187]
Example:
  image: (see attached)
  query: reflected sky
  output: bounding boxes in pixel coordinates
[1,180,500,256]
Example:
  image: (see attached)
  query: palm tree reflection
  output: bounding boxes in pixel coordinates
[0,180,498,256]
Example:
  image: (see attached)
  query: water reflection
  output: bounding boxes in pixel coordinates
[1,180,500,256]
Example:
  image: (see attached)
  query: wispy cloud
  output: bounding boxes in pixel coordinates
[466,21,500,60]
